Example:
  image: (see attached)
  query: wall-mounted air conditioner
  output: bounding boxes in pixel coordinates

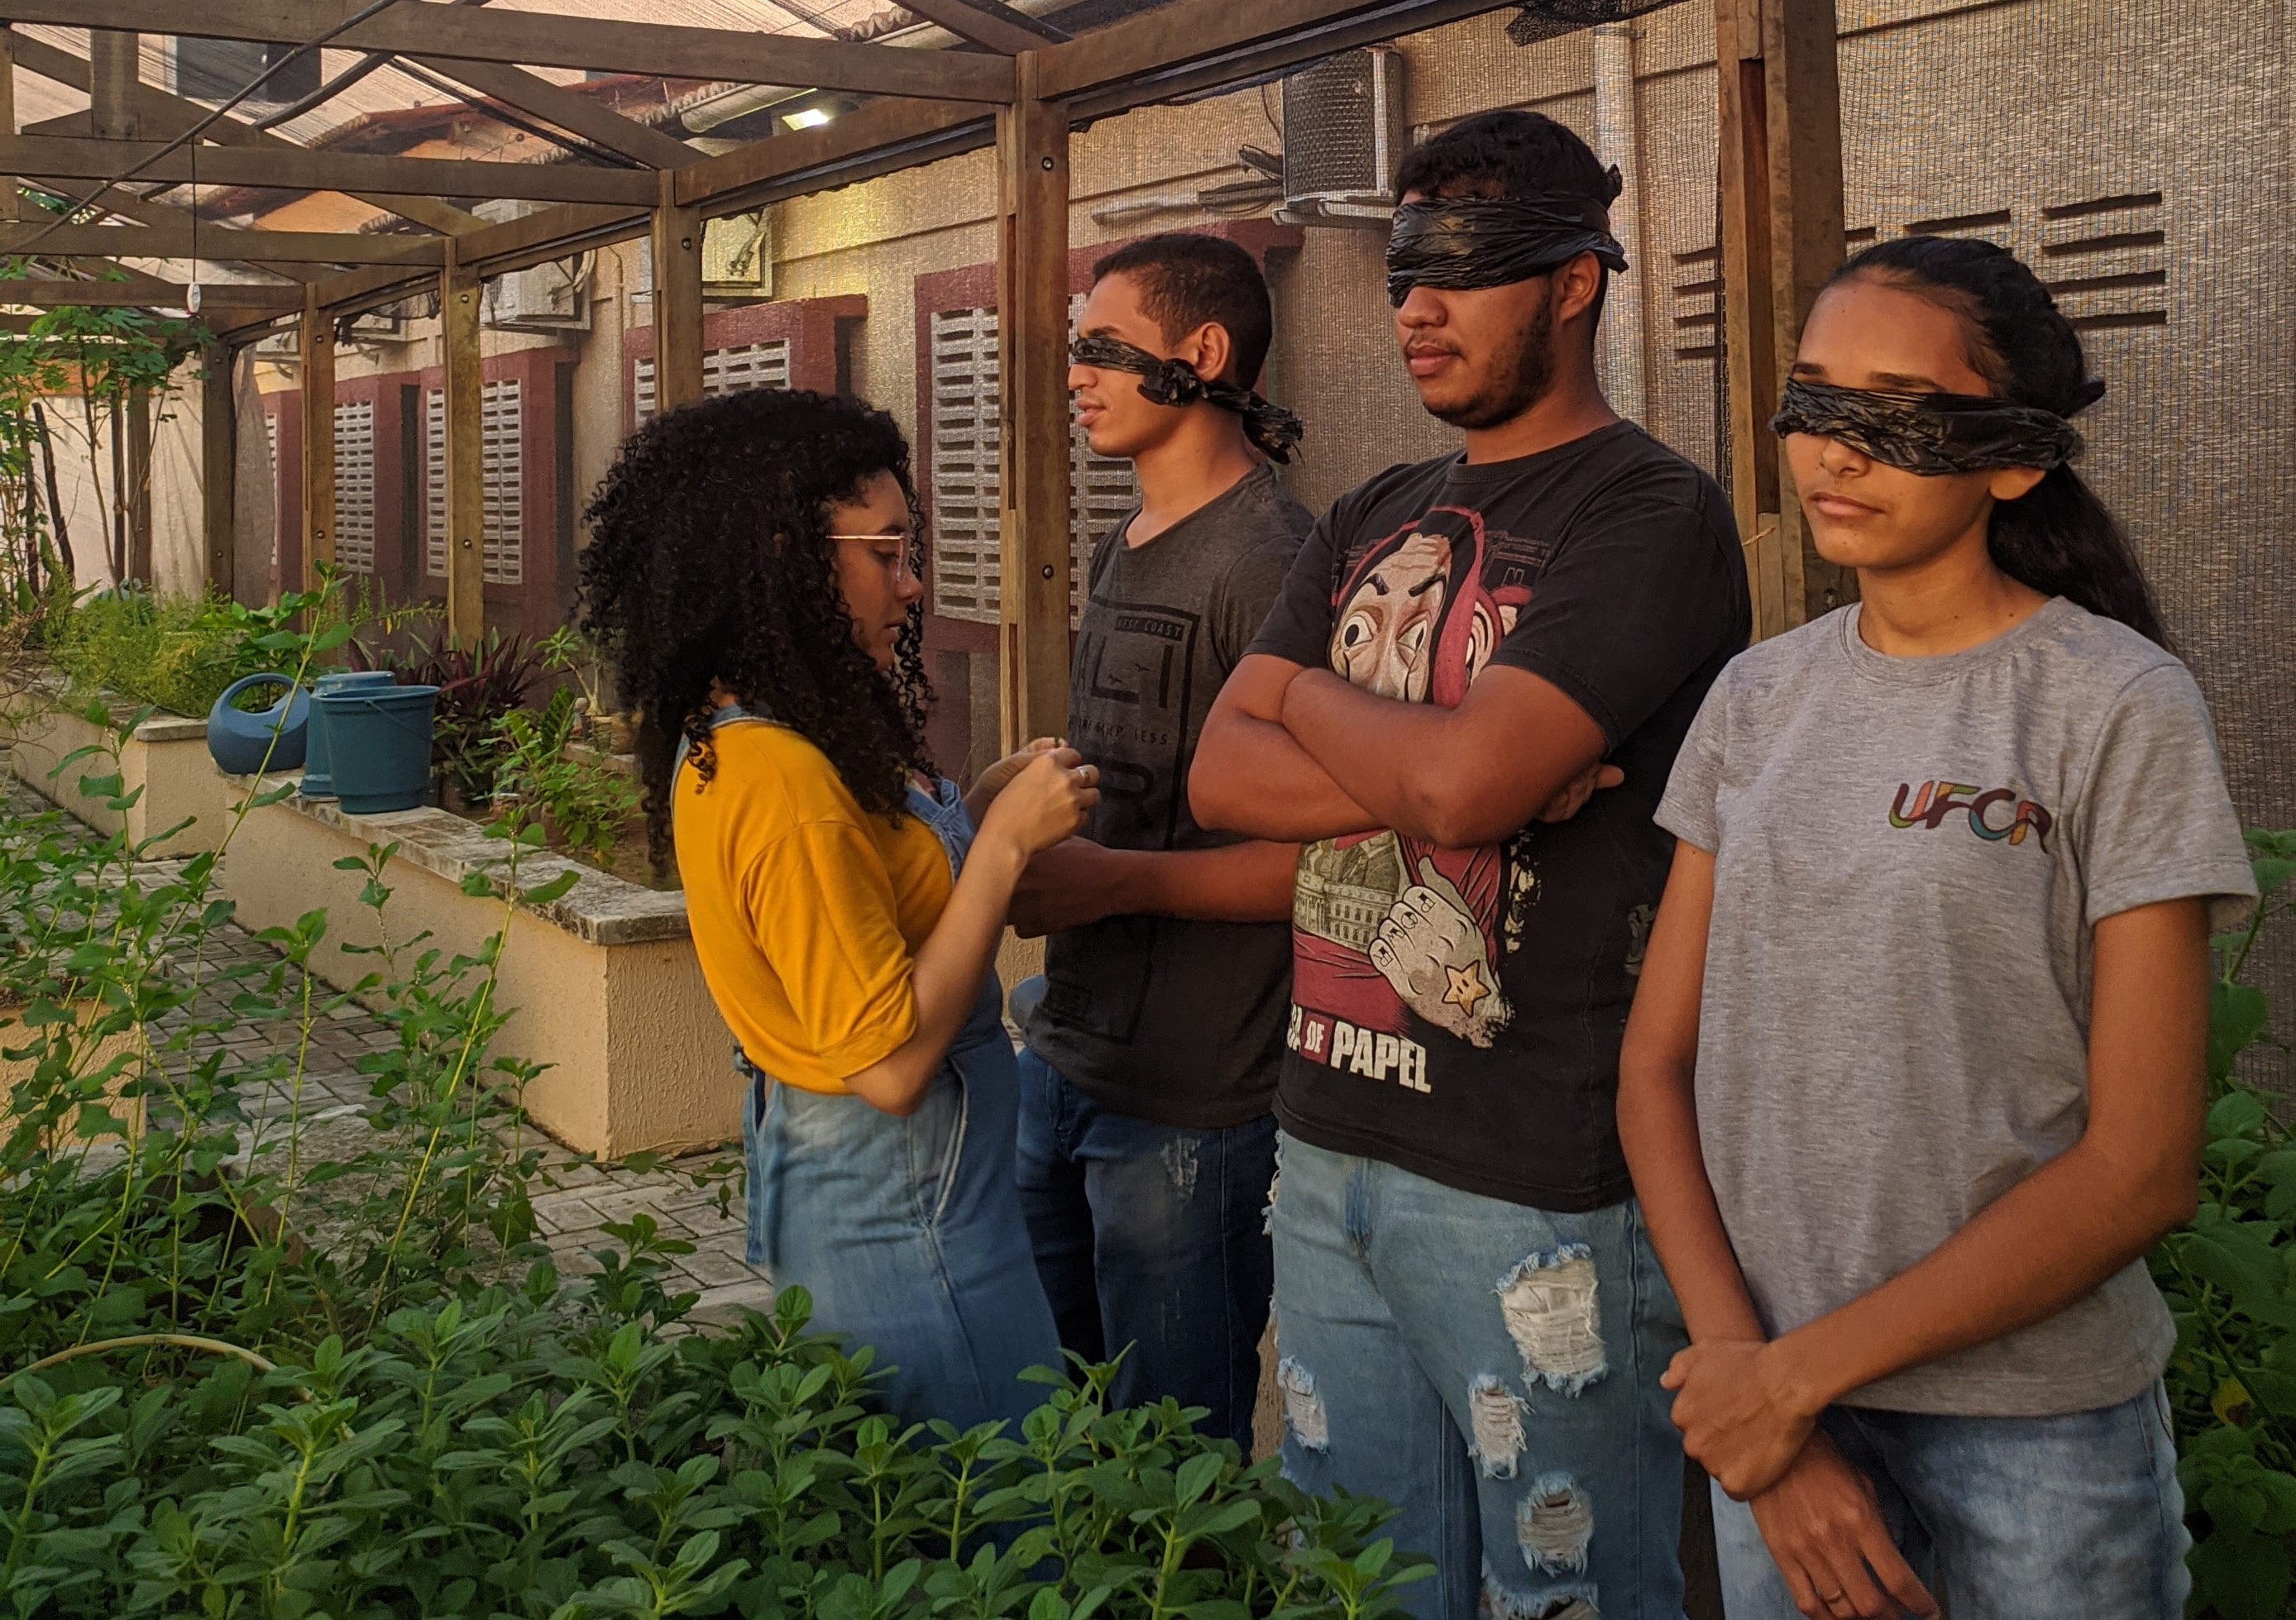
[1279,47,1408,226]
[703,213,773,299]
[486,258,593,331]
[473,198,593,331]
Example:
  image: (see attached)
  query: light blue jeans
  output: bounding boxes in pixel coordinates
[741,972,1061,1436]
[1270,1134,1689,1620]
[738,767,1060,1436]
[1711,1384,2190,1619]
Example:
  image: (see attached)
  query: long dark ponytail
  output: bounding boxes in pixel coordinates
[1829,236,2166,644]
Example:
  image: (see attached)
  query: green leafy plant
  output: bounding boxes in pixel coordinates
[491,686,643,871]
[2150,829,2296,1620]
[1,640,1430,1620]
[45,590,280,718]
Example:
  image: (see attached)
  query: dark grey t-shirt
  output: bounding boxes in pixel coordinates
[1657,599,2256,1416]
[1025,465,1312,1128]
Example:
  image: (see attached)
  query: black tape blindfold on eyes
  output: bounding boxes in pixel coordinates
[1384,195,1629,307]
[1069,334,1306,464]
[1770,378,2090,475]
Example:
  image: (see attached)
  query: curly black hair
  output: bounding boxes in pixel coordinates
[577,387,935,873]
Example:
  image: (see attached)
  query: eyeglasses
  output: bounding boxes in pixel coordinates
[826,530,921,581]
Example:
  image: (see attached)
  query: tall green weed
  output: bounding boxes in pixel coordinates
[0,628,1428,1620]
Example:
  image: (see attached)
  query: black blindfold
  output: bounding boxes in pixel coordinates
[1069,334,1305,464]
[1385,194,1629,307]
[1771,379,2090,475]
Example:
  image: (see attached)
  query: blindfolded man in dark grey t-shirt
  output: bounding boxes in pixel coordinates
[1011,234,1310,1449]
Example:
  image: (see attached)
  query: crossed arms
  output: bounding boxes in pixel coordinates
[1189,653,1612,848]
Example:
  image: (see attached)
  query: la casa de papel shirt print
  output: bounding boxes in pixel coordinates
[1246,422,1748,1209]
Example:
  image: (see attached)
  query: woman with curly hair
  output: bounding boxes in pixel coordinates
[581,387,1097,1432]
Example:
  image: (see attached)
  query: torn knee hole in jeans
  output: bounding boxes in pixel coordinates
[1276,1355,1327,1452]
[1517,1472,1594,1575]
[1495,1245,1606,1395]
[1480,1559,1600,1620]
[1467,1374,1527,1479]
[1262,1168,1280,1235]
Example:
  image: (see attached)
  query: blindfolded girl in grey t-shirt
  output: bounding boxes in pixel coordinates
[1619,237,2256,1620]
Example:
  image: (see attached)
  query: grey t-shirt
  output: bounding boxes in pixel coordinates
[1025,464,1312,1128]
[1656,597,2256,1416]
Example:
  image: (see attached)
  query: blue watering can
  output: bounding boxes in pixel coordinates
[206,673,312,777]
[300,669,399,800]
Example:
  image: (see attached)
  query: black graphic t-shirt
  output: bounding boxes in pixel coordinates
[1026,465,1313,1129]
[1247,423,1748,1207]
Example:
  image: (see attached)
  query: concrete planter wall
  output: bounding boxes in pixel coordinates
[7,683,234,857]
[219,786,737,1159]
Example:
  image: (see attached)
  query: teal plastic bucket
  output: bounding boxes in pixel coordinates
[314,684,439,815]
[299,670,399,800]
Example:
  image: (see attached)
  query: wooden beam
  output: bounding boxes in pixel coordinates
[1716,0,1847,638]
[898,0,1069,54]
[1715,0,1782,639]
[312,99,995,315]
[89,30,141,141]
[0,222,445,265]
[1762,0,1849,625]
[673,97,991,214]
[203,342,237,599]
[407,57,696,170]
[7,32,484,237]
[0,27,19,223]
[994,55,1069,748]
[299,292,335,591]
[440,237,484,645]
[0,135,661,206]
[38,0,1016,104]
[0,277,299,310]
[22,180,324,284]
[650,170,704,413]
[1038,0,1478,106]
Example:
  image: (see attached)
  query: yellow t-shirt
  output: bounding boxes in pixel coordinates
[673,720,952,1094]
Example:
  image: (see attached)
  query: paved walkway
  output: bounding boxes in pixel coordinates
[12,781,773,1325]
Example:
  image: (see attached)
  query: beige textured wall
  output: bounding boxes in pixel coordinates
[9,701,232,858]
[220,801,740,1158]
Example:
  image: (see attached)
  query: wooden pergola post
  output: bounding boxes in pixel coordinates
[994,52,1070,749]
[1716,0,1848,639]
[442,236,486,644]
[0,27,19,222]
[202,342,236,600]
[299,291,335,594]
[125,385,152,585]
[652,169,704,412]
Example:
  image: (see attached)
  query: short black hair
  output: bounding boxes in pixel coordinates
[1089,232,1274,388]
[1395,108,1620,207]
[1394,109,1619,327]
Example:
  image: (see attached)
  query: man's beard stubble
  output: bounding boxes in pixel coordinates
[1425,283,1557,432]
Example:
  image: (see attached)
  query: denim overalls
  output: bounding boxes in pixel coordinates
[687,705,1060,1435]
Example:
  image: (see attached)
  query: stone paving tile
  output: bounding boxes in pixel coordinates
[11,780,773,1317]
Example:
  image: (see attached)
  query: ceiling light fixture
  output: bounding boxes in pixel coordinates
[782,106,833,130]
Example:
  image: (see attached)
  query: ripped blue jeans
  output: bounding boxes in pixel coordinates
[1270,1135,1687,1620]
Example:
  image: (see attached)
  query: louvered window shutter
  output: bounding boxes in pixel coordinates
[425,389,446,578]
[634,338,791,422]
[481,380,524,585]
[332,400,376,575]
[426,380,524,583]
[927,299,1139,628]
